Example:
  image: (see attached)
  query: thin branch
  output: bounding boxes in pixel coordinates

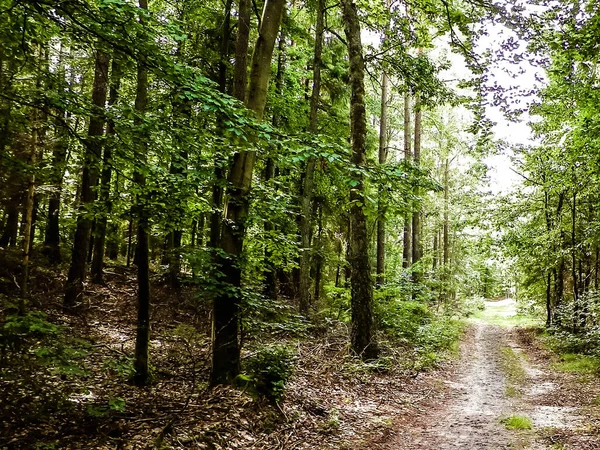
[325,27,347,46]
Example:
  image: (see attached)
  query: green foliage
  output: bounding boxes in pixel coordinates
[543,326,600,358]
[500,347,526,384]
[319,285,352,322]
[551,353,600,374]
[2,311,60,340]
[460,296,486,317]
[0,311,88,376]
[416,316,464,355]
[501,414,533,430]
[103,356,136,380]
[375,297,431,341]
[86,397,126,418]
[0,309,91,429]
[242,290,309,338]
[239,345,296,403]
[373,289,465,369]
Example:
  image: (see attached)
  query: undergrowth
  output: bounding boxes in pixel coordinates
[542,328,600,374]
[373,287,466,370]
[0,307,90,428]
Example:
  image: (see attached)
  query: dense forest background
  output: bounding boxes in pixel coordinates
[1,0,599,447]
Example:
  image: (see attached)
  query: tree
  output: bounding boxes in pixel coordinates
[299,0,326,314]
[341,0,378,360]
[64,50,110,308]
[210,0,286,385]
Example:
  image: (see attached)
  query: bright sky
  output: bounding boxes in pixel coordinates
[364,4,548,195]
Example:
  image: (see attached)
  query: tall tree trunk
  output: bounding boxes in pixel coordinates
[411,87,422,284]
[210,0,242,251]
[133,0,151,386]
[64,50,110,308]
[341,0,378,361]
[91,61,121,284]
[442,158,450,301]
[210,0,286,386]
[263,17,287,300]
[0,201,19,248]
[299,0,325,314]
[546,271,552,326]
[571,191,580,333]
[233,0,251,102]
[313,203,323,304]
[43,136,67,262]
[0,52,19,249]
[376,63,389,287]
[432,230,438,271]
[402,93,412,268]
[20,56,44,312]
[44,46,73,263]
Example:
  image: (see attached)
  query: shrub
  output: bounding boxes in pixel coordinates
[375,299,431,341]
[239,345,296,403]
[319,285,351,322]
[0,310,89,426]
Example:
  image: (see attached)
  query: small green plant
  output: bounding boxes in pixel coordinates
[86,397,126,418]
[320,408,340,434]
[1,311,88,375]
[238,344,296,403]
[501,414,533,430]
[505,386,521,398]
[103,356,136,380]
[461,296,486,317]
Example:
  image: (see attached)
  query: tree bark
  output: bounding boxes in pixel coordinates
[64,50,110,308]
[210,0,244,251]
[299,0,325,314]
[432,230,438,271]
[20,69,43,313]
[442,158,450,301]
[376,67,389,287]
[412,87,422,285]
[133,0,151,386]
[263,17,287,300]
[341,0,378,361]
[233,0,251,102]
[210,0,286,386]
[402,93,412,268]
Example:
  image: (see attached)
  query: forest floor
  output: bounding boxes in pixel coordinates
[3,251,600,449]
[0,253,456,450]
[367,299,600,449]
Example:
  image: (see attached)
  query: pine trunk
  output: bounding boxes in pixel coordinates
[376,68,389,286]
[263,20,287,300]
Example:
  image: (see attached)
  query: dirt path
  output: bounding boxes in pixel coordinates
[381,300,600,450]
[399,322,513,449]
